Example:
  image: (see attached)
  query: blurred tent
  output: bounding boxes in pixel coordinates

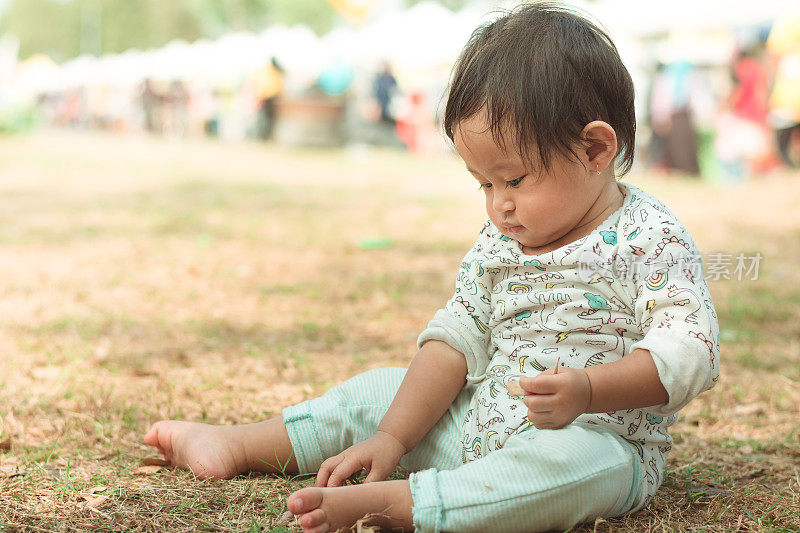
[5,0,796,115]
[11,1,484,96]
[594,0,797,36]
[12,53,58,96]
[19,0,796,89]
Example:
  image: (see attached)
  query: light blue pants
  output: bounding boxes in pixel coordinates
[283,367,641,532]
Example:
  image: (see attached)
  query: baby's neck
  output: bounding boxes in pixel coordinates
[521,181,625,255]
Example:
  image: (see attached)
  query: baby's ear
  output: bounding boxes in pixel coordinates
[581,121,618,171]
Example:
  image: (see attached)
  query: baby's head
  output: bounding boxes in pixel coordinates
[445,2,635,174]
[444,2,636,252]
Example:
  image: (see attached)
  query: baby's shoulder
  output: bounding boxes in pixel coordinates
[615,185,699,256]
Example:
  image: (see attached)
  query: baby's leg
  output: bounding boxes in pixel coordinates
[144,417,298,479]
[143,366,422,480]
[283,367,472,533]
[409,423,642,533]
[282,367,416,473]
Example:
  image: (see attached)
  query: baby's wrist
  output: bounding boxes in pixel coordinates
[580,369,593,414]
[374,428,409,455]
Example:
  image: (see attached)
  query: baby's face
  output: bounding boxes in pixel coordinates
[453,113,609,253]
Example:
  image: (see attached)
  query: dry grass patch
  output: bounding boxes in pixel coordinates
[1,130,798,532]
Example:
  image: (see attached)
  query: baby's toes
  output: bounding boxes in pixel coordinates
[287,487,324,515]
[302,523,330,533]
[298,508,328,531]
[143,422,164,447]
[145,421,175,450]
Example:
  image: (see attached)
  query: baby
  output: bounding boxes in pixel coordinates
[144,3,720,532]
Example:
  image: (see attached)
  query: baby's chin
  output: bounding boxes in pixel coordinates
[515,234,562,255]
[491,221,550,250]
[502,230,539,249]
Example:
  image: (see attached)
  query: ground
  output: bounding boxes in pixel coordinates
[0,130,798,532]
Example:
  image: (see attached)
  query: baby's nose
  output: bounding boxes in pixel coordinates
[493,193,514,212]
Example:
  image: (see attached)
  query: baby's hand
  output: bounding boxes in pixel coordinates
[315,430,406,488]
[518,367,591,430]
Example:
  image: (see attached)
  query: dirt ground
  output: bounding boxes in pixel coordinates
[0,130,798,532]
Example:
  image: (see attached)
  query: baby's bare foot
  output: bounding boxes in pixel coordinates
[144,421,248,479]
[287,480,413,533]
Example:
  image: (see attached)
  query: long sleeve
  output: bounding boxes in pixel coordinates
[418,221,496,383]
[623,211,720,416]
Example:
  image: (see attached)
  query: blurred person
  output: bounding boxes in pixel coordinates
[731,49,769,125]
[140,78,160,134]
[62,88,87,128]
[645,62,669,172]
[649,60,701,176]
[373,61,398,125]
[193,86,221,138]
[163,80,190,139]
[714,48,772,179]
[395,91,438,154]
[144,5,718,532]
[253,56,284,141]
[766,6,800,168]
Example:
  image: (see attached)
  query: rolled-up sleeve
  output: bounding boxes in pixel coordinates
[625,224,720,416]
[418,222,495,383]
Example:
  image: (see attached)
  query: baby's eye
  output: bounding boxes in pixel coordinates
[478,182,493,190]
[506,176,525,187]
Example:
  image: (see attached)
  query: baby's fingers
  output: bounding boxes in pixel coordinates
[326,457,363,487]
[523,390,557,412]
[519,374,558,394]
[316,455,343,487]
[528,414,560,430]
[364,459,394,483]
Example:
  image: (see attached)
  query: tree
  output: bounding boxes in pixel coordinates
[0,0,81,61]
[191,0,337,37]
[403,0,474,11]
[0,0,338,61]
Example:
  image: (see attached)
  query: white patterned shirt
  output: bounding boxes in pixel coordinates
[418,182,720,508]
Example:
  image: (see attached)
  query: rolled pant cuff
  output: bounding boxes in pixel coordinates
[282,403,324,474]
[410,468,443,533]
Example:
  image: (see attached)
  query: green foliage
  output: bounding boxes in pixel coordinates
[0,0,81,61]
[190,0,272,37]
[404,0,474,10]
[102,1,203,53]
[0,0,337,61]
[267,0,337,36]
[191,0,338,37]
[0,104,39,134]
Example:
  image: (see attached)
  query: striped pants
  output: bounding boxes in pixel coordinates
[283,367,641,532]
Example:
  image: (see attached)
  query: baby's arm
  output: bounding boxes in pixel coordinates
[376,339,468,450]
[316,339,467,487]
[522,205,719,429]
[316,224,493,486]
[519,348,668,429]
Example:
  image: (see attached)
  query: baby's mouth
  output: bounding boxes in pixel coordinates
[503,224,525,233]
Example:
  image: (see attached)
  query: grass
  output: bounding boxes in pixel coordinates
[0,129,799,532]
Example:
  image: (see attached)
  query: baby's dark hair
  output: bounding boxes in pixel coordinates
[444,2,636,175]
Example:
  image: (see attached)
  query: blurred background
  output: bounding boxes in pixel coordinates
[1,0,799,178]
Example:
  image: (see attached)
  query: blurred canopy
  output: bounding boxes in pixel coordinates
[0,0,476,63]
